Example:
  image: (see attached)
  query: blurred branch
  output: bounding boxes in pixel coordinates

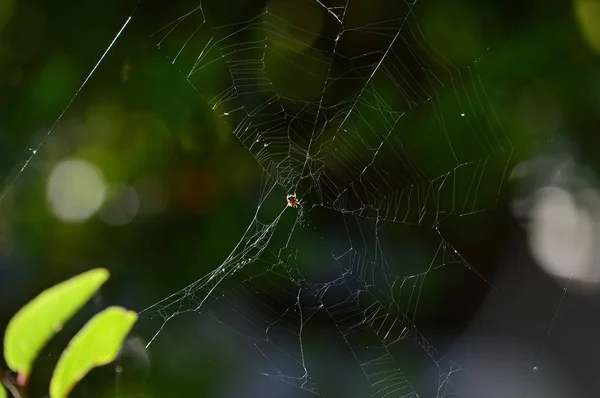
[0,368,28,398]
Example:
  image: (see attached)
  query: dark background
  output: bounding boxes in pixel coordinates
[2,0,600,397]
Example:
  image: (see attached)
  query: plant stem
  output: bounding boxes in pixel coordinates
[0,368,28,398]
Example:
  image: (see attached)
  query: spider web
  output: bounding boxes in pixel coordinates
[129,0,513,397]
[2,0,517,397]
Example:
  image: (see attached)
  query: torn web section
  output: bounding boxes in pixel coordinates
[306,200,476,398]
[138,172,327,396]
[311,13,513,226]
[136,168,458,398]
[135,0,347,190]
[135,0,513,225]
[133,0,509,396]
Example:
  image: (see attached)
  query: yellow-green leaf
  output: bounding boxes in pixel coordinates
[50,306,137,398]
[4,268,110,382]
[0,385,6,398]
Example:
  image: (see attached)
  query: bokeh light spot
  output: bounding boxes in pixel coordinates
[99,184,140,226]
[529,186,593,281]
[46,158,106,222]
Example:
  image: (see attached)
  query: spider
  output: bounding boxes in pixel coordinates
[286,193,298,208]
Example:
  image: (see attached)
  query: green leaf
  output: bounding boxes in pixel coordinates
[50,306,137,398]
[4,268,110,383]
[0,385,6,398]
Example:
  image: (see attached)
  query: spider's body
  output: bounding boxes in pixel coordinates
[287,194,298,207]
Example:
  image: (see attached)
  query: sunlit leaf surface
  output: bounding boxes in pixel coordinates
[3,268,110,381]
[50,306,137,398]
